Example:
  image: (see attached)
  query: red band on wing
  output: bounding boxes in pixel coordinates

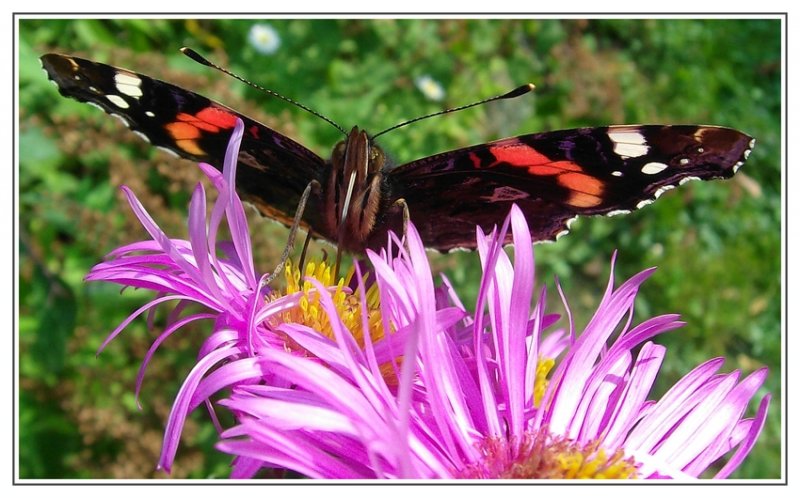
[489,142,551,167]
[174,112,218,133]
[468,152,481,169]
[173,107,238,134]
[195,107,238,129]
[166,107,239,156]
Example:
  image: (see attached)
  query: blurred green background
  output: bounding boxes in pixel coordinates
[18,18,781,479]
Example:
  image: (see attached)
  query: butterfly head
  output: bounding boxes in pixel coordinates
[323,127,389,252]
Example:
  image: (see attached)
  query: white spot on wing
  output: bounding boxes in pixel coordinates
[608,130,647,145]
[115,72,141,87]
[554,216,579,241]
[133,130,151,143]
[611,171,623,177]
[608,129,649,158]
[156,146,180,158]
[641,162,668,175]
[606,209,631,217]
[733,161,744,173]
[636,199,654,209]
[679,158,690,166]
[654,185,675,198]
[115,73,143,99]
[614,143,649,158]
[145,111,155,118]
[86,101,104,112]
[117,83,143,99]
[749,138,756,149]
[106,94,129,109]
[679,176,701,185]
[110,113,130,128]
[744,149,752,159]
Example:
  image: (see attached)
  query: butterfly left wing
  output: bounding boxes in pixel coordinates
[386,125,754,251]
[40,53,329,234]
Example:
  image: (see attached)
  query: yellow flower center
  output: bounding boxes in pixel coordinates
[270,259,399,383]
[457,429,639,479]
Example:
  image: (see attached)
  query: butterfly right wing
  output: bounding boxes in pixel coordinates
[41,53,328,232]
[385,125,754,251]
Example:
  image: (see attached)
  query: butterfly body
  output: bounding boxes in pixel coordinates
[40,53,755,252]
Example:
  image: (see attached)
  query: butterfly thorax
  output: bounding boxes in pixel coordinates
[323,127,389,252]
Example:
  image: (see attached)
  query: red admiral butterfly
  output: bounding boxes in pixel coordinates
[40,52,755,253]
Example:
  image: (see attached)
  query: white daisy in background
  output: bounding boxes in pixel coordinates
[248,24,281,55]
[415,75,446,101]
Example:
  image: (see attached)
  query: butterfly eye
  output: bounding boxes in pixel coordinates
[370,146,386,170]
[332,141,347,162]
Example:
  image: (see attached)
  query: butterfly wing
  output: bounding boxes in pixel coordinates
[387,125,754,251]
[40,53,328,232]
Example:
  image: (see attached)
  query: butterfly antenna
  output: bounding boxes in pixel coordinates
[372,83,535,140]
[181,47,347,136]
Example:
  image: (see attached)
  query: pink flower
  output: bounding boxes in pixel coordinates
[87,119,304,472]
[216,204,770,479]
[89,120,770,478]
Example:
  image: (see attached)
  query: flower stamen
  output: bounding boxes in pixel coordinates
[273,259,385,349]
[458,430,639,479]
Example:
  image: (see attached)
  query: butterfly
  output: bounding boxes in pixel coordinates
[40,52,755,253]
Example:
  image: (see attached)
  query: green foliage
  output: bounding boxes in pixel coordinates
[19,18,781,479]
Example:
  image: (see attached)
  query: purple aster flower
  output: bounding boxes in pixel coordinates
[87,119,316,472]
[89,119,769,479]
[87,118,404,474]
[215,205,770,479]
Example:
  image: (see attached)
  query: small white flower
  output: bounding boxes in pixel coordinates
[415,75,445,102]
[248,24,281,55]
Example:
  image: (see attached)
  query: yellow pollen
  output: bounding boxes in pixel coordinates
[533,356,555,407]
[270,259,399,383]
[457,430,639,479]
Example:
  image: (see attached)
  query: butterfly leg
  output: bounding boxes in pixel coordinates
[393,197,410,243]
[296,230,313,282]
[264,181,319,286]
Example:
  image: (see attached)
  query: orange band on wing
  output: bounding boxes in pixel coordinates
[558,172,605,208]
[557,171,604,195]
[166,106,238,156]
[166,121,202,140]
[175,139,205,156]
[567,191,603,208]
